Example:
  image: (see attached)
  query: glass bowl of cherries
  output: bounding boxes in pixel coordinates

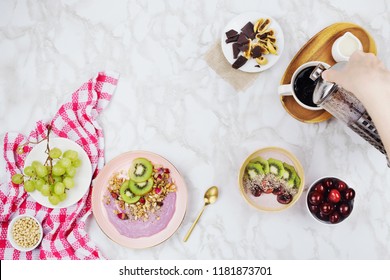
[306,176,355,224]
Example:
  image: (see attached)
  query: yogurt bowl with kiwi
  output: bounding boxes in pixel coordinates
[238,147,305,212]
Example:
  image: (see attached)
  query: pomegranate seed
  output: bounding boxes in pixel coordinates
[164,168,170,174]
[157,174,163,180]
[155,187,161,194]
[110,192,118,200]
[157,201,163,207]
[139,197,146,204]
[117,213,128,220]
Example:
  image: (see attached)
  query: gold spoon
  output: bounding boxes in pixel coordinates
[183,186,219,242]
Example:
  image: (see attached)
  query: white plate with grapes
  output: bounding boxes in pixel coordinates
[22,137,93,208]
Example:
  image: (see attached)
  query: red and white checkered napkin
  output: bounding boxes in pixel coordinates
[0,71,119,259]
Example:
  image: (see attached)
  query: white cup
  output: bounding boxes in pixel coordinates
[278,61,330,111]
[332,32,362,62]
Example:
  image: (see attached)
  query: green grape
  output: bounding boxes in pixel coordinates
[54,182,65,195]
[59,158,71,168]
[32,161,43,169]
[52,164,65,176]
[72,158,82,168]
[35,164,48,178]
[35,178,45,191]
[24,180,36,192]
[24,166,36,177]
[40,184,51,196]
[63,150,78,161]
[11,174,24,184]
[52,176,62,183]
[58,193,67,202]
[63,177,75,189]
[66,166,76,177]
[49,147,62,159]
[48,195,60,205]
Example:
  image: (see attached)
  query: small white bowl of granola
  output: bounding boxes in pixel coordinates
[7,214,43,252]
[238,147,305,212]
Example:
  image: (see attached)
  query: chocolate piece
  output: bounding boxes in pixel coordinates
[232,43,240,59]
[225,29,238,39]
[238,43,249,52]
[254,65,261,68]
[232,55,248,69]
[225,34,239,43]
[241,21,255,39]
[251,46,262,58]
[236,32,248,45]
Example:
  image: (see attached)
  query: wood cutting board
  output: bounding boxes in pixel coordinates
[280,22,377,123]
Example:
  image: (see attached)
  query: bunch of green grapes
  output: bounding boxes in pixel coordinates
[11,148,82,206]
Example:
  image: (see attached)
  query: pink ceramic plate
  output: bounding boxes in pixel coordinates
[92,151,187,249]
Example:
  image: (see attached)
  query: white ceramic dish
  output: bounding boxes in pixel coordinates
[221,12,284,73]
[7,214,43,252]
[306,176,356,225]
[24,137,93,209]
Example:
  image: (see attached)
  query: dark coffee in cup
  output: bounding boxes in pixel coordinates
[293,66,319,108]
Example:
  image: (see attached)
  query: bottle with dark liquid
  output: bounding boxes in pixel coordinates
[310,62,389,165]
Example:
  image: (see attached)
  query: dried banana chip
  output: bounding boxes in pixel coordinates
[256,56,268,65]
[266,39,277,55]
[253,18,264,33]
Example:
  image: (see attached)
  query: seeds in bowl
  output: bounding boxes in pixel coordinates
[11,217,41,249]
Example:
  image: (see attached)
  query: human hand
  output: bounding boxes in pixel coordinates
[322,50,390,106]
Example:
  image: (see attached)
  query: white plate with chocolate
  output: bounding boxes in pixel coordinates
[221,12,284,73]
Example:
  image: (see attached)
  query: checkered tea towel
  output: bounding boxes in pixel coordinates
[0,71,119,259]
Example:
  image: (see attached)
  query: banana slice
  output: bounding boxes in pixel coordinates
[256,56,268,65]
[258,18,271,33]
[253,18,264,33]
[266,39,277,55]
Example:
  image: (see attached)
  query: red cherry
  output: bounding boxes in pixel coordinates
[324,178,334,188]
[329,211,341,224]
[317,210,330,222]
[309,204,319,214]
[338,203,351,217]
[344,188,355,201]
[337,181,348,192]
[313,183,326,194]
[319,202,332,215]
[277,193,293,204]
[272,186,284,195]
[253,188,262,197]
[308,191,323,206]
[328,189,341,203]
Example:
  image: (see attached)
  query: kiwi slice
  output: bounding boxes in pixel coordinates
[267,158,285,179]
[282,162,297,181]
[120,180,140,204]
[129,178,154,196]
[293,174,301,189]
[250,156,270,174]
[246,163,264,179]
[129,158,153,183]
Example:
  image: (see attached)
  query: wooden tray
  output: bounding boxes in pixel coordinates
[280,22,377,123]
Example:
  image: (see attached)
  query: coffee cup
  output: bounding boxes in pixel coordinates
[278,61,330,111]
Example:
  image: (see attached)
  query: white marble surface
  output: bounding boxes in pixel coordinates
[1,0,390,260]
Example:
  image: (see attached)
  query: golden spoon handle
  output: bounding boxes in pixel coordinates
[183,204,207,242]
